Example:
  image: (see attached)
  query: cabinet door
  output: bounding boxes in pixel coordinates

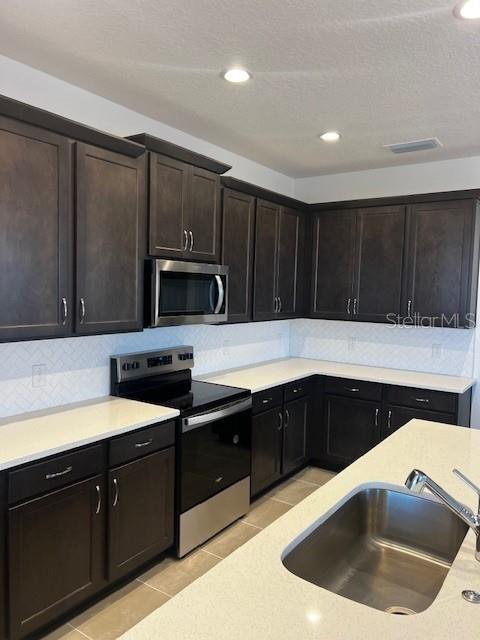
[221,189,255,323]
[108,448,174,581]
[149,153,189,258]
[353,206,405,322]
[324,396,380,467]
[382,405,455,440]
[251,407,283,496]
[403,200,475,326]
[187,166,221,262]
[76,144,145,334]
[0,116,72,341]
[253,200,280,321]
[311,210,356,319]
[0,474,5,640]
[283,396,309,475]
[9,476,105,640]
[277,208,304,318]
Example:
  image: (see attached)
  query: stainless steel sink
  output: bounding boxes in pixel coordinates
[282,487,468,614]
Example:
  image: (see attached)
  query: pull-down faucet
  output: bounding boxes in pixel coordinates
[405,468,480,562]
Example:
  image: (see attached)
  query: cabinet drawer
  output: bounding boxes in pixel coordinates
[386,386,457,414]
[325,377,382,402]
[8,445,104,505]
[109,421,175,467]
[252,387,284,414]
[284,378,313,402]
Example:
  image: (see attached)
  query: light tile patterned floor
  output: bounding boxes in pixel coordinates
[44,467,336,640]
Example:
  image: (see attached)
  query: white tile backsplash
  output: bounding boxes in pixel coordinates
[1,318,475,419]
[0,322,290,418]
[289,319,475,377]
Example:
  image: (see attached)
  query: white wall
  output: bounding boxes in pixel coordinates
[0,55,294,197]
[0,322,290,418]
[295,156,480,203]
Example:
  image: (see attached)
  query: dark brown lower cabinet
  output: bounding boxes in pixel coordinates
[324,396,380,467]
[108,448,174,581]
[283,397,309,475]
[381,405,455,440]
[251,408,283,496]
[8,476,106,640]
[0,474,6,640]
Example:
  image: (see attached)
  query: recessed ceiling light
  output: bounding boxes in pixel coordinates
[223,68,251,83]
[454,0,480,19]
[319,131,341,143]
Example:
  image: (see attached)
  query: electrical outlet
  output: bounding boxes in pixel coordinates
[432,344,443,359]
[347,337,356,352]
[32,363,46,387]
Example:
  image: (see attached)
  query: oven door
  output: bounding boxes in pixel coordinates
[180,397,252,513]
[150,259,228,327]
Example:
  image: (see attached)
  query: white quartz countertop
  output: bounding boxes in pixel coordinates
[120,420,480,640]
[201,357,475,394]
[0,397,179,471]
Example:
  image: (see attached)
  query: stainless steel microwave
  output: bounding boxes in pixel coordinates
[146,259,228,327]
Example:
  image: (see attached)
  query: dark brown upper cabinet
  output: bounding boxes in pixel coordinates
[0,116,72,342]
[353,206,405,323]
[403,200,479,327]
[311,206,406,322]
[75,144,145,335]
[254,201,304,321]
[311,210,356,320]
[221,188,255,323]
[148,153,221,263]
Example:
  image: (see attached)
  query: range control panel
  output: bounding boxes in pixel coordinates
[111,346,194,383]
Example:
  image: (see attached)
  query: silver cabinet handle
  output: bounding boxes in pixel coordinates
[407,300,412,316]
[278,296,282,313]
[95,484,102,515]
[134,438,153,448]
[183,230,188,251]
[262,397,272,404]
[189,231,194,252]
[273,296,278,313]
[45,465,72,480]
[375,408,379,427]
[79,298,86,324]
[278,411,283,431]
[387,410,392,430]
[61,297,68,325]
[346,387,360,393]
[414,397,429,404]
[113,478,119,507]
[214,275,224,314]
[347,298,351,315]
[293,388,301,394]
[353,298,358,315]
[285,408,290,427]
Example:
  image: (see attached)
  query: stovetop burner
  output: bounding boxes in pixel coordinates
[110,346,249,417]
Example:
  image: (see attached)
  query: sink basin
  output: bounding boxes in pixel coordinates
[282,487,468,614]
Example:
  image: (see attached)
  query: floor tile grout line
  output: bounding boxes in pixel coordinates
[240,520,263,530]
[135,578,173,599]
[201,548,224,560]
[268,497,295,506]
[67,623,95,640]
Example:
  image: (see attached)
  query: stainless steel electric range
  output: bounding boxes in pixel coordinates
[110,346,251,557]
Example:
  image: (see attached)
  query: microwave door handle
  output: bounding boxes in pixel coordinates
[209,278,216,312]
[214,275,224,314]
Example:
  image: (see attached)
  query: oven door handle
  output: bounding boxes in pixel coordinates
[213,275,224,314]
[182,397,252,433]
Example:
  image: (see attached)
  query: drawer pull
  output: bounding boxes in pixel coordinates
[95,484,102,515]
[293,388,302,394]
[374,408,379,427]
[387,410,392,430]
[135,438,153,449]
[346,387,360,393]
[278,412,283,431]
[262,397,273,404]
[285,409,290,428]
[113,478,119,507]
[45,465,73,480]
[414,398,429,403]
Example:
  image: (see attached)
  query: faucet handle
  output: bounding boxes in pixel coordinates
[453,469,480,515]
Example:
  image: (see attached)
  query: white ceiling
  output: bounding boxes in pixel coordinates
[0,0,479,178]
